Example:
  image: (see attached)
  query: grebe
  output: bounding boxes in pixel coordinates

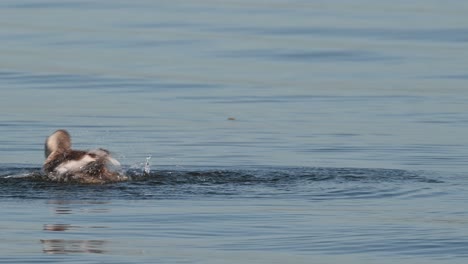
[43,129,127,184]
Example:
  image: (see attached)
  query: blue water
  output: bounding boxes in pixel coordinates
[1,1,468,263]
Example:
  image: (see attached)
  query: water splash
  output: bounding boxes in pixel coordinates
[144,156,151,175]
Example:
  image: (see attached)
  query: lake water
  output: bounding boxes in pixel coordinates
[1,0,468,263]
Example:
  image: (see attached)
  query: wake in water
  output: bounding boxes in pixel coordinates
[0,164,443,201]
[0,165,441,184]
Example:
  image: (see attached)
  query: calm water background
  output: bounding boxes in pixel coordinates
[1,1,468,263]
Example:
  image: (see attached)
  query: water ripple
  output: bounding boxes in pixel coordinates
[0,166,443,201]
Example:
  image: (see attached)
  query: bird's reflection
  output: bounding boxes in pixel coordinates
[41,239,107,254]
[47,200,110,215]
[43,224,74,232]
[42,200,111,254]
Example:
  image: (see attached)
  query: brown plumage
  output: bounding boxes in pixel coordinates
[43,129,127,184]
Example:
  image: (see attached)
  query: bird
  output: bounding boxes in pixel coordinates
[43,129,127,184]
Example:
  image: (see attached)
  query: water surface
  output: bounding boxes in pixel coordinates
[1,1,468,263]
